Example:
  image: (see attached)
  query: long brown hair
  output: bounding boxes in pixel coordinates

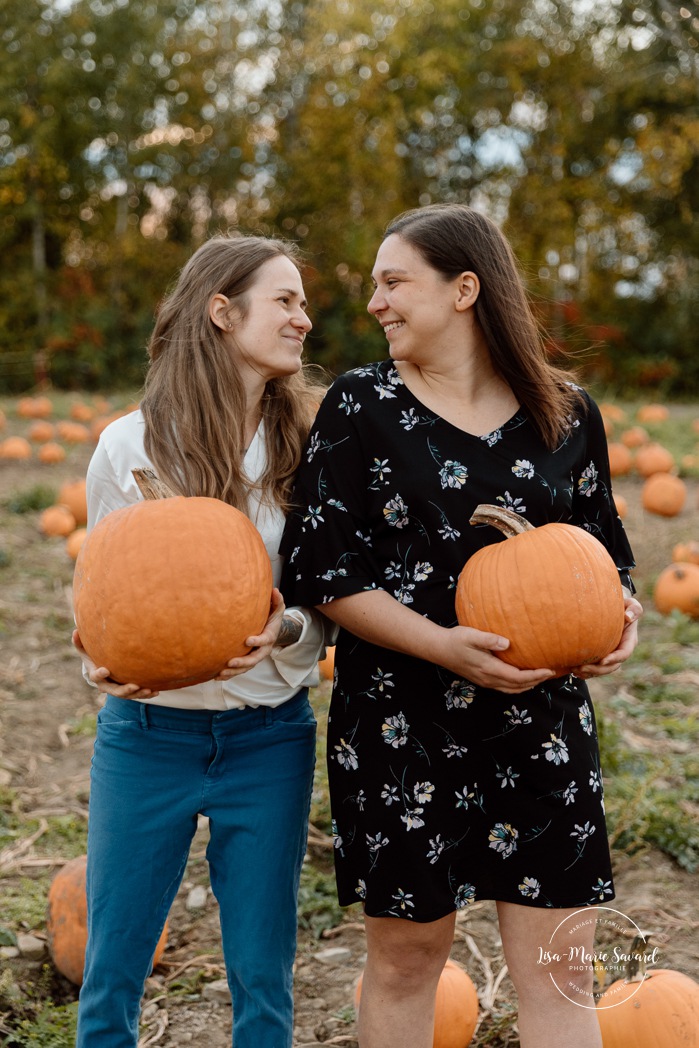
[384,204,584,448]
[141,233,325,513]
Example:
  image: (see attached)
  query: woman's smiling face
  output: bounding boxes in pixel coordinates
[228,255,312,382]
[367,234,466,364]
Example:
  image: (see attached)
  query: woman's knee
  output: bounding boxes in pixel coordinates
[364,913,455,990]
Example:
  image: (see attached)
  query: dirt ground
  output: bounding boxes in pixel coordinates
[1,425,699,1047]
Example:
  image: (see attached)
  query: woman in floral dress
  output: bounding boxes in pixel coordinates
[281,204,642,1048]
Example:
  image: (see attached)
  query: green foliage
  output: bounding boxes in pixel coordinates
[6,1001,78,1048]
[0,0,696,391]
[5,486,57,514]
[297,865,350,938]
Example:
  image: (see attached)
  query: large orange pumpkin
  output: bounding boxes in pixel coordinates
[47,854,168,986]
[597,969,699,1048]
[354,958,479,1048]
[455,505,625,673]
[73,495,273,690]
[653,563,699,618]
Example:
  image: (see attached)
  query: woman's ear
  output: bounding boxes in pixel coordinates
[209,293,234,331]
[455,272,480,311]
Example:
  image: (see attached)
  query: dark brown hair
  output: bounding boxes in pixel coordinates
[141,233,325,513]
[384,204,584,448]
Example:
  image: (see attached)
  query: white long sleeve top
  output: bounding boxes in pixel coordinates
[84,409,329,710]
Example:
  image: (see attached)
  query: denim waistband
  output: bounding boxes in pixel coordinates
[103,688,309,732]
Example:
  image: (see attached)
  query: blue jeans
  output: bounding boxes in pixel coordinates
[76,689,316,1048]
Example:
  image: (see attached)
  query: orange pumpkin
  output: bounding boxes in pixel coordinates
[354,959,479,1048]
[70,401,95,422]
[620,426,649,449]
[600,403,627,424]
[635,442,675,477]
[653,563,699,618]
[0,436,32,459]
[606,443,633,477]
[597,968,699,1048]
[641,473,687,517]
[65,527,87,560]
[28,420,55,443]
[318,646,336,681]
[73,496,273,690]
[636,403,669,424]
[56,420,90,444]
[17,395,53,419]
[455,505,625,673]
[672,541,699,566]
[47,854,168,986]
[38,442,67,464]
[58,478,88,526]
[613,494,628,519]
[40,505,77,537]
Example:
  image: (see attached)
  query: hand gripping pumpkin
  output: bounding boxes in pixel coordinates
[73,482,273,690]
[455,505,625,673]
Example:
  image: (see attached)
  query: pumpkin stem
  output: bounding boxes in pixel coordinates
[623,931,653,983]
[469,504,536,538]
[132,467,177,501]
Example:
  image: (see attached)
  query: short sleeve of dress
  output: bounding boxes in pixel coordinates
[280,374,384,606]
[571,391,636,592]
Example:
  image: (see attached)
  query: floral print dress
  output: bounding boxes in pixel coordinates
[280,360,635,920]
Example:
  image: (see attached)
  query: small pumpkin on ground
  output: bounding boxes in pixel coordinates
[636,403,669,424]
[38,442,67,464]
[672,541,699,566]
[620,425,649,449]
[0,436,32,459]
[606,442,633,477]
[47,854,168,986]
[354,958,479,1048]
[58,478,88,525]
[73,469,274,690]
[318,645,336,681]
[653,563,699,619]
[28,420,55,443]
[455,505,625,673]
[635,442,675,477]
[65,527,87,560]
[613,494,628,519]
[641,473,687,517]
[39,505,77,537]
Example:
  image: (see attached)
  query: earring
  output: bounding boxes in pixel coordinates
[227,323,232,329]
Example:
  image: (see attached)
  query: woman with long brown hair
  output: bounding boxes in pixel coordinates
[281,204,643,1048]
[73,232,330,1048]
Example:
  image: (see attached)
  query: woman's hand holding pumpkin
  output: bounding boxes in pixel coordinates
[215,588,286,680]
[72,629,160,700]
[570,594,643,680]
[440,625,555,694]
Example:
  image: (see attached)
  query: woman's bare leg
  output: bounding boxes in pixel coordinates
[357,911,456,1048]
[497,901,603,1048]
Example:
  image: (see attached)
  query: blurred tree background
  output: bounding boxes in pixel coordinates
[0,0,697,393]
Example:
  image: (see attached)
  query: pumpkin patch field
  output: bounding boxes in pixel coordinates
[1,392,698,1047]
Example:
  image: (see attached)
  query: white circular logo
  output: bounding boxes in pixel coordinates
[537,906,659,1010]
